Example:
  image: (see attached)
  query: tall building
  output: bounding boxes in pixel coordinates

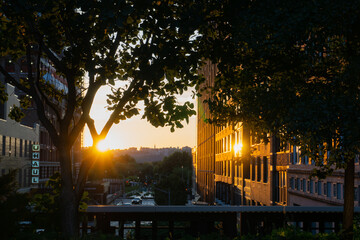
[0,55,82,189]
[195,61,360,206]
[196,60,216,203]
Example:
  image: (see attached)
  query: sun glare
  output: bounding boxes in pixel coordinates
[234,143,243,157]
[96,140,109,152]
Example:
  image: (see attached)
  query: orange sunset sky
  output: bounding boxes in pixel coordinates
[83,84,197,150]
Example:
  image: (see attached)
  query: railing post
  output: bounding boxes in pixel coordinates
[152,220,158,240]
[81,214,88,236]
[223,213,237,238]
[96,213,113,234]
[319,221,325,233]
[135,220,141,239]
[119,220,124,239]
[169,220,174,239]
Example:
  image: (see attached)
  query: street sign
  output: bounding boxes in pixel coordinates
[31,160,39,167]
[32,144,40,152]
[31,144,40,185]
[32,168,39,175]
[31,177,39,184]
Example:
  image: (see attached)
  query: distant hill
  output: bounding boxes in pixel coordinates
[114,147,192,163]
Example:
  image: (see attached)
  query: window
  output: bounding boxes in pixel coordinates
[263,157,268,183]
[327,182,331,198]
[290,178,294,190]
[24,140,28,157]
[20,139,23,157]
[333,184,337,197]
[318,181,322,195]
[293,146,300,164]
[2,136,5,156]
[337,183,341,200]
[257,157,261,182]
[227,161,230,176]
[8,137,11,156]
[315,182,318,194]
[296,178,300,190]
[324,183,327,196]
[300,179,303,191]
[302,155,309,165]
[303,179,306,192]
[251,158,256,181]
[14,138,17,157]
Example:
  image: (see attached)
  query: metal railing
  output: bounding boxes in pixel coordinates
[82,206,360,239]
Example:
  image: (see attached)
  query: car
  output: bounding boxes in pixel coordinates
[131,197,142,205]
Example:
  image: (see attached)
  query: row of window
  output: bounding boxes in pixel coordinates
[216,156,269,184]
[251,157,268,183]
[292,146,360,165]
[216,135,232,154]
[0,135,35,158]
[290,177,345,200]
[1,168,31,188]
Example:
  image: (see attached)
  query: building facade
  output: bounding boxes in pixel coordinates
[196,60,216,203]
[0,82,40,191]
[195,61,360,207]
[0,56,82,189]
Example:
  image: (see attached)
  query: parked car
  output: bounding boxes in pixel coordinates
[131,197,142,205]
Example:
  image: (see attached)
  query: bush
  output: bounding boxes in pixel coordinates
[236,226,339,240]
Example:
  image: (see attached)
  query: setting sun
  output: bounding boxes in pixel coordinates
[96,140,109,152]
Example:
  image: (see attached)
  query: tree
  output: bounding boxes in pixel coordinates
[0,0,203,237]
[154,151,192,205]
[0,171,29,239]
[199,0,360,236]
[30,172,89,233]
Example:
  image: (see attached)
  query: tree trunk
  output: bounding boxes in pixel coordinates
[58,145,79,238]
[343,157,354,238]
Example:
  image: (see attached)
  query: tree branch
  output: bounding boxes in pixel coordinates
[68,77,102,146]
[86,117,99,139]
[99,79,142,138]
[75,147,99,200]
[109,32,122,57]
[0,65,30,93]
[31,41,62,121]
[40,38,66,73]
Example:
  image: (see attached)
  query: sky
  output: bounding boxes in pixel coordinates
[83,84,197,150]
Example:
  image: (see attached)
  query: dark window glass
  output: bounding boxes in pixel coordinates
[2,136,5,155]
[263,157,268,183]
[257,157,261,182]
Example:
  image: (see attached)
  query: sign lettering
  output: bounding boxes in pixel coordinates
[32,144,40,152]
[31,177,39,184]
[32,169,39,175]
[32,160,39,167]
[32,152,40,160]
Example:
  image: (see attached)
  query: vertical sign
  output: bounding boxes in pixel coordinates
[31,144,40,184]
